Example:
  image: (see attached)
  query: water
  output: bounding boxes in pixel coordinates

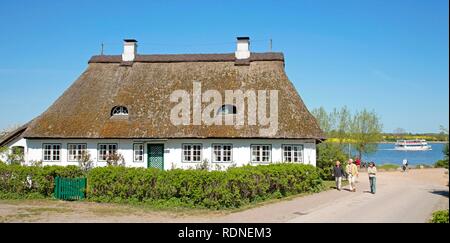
[353,143,447,165]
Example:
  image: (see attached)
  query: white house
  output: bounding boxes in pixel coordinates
[0,37,325,170]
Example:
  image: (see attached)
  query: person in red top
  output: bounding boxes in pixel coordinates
[355,157,361,168]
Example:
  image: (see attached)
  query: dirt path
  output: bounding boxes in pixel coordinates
[0,168,448,223]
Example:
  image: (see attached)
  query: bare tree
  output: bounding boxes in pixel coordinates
[106,152,125,166]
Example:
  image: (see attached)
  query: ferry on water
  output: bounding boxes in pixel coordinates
[395,139,432,151]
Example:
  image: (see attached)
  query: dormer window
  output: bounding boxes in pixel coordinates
[111,106,128,116]
[217,104,237,115]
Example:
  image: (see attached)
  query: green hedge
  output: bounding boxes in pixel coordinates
[0,163,83,197]
[0,163,323,209]
[87,163,323,209]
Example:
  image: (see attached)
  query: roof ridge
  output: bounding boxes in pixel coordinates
[88,52,284,64]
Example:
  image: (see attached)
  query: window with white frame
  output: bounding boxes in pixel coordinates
[213,144,232,163]
[183,144,202,162]
[133,143,144,162]
[98,144,117,161]
[68,144,87,161]
[43,144,61,162]
[251,145,271,163]
[282,145,304,163]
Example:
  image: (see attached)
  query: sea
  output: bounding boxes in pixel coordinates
[352,143,447,166]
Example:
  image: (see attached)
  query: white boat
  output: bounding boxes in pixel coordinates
[395,139,432,151]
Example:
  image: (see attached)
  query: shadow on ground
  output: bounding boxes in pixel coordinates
[429,190,449,198]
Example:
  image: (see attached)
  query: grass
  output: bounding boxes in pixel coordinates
[0,203,73,222]
[376,164,400,170]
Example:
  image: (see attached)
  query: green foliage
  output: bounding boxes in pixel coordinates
[0,163,83,197]
[434,142,449,169]
[316,142,348,180]
[87,163,323,209]
[434,159,448,169]
[430,210,449,223]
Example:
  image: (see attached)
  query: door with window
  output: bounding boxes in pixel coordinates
[147,144,164,170]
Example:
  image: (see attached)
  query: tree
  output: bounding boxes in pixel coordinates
[106,152,125,166]
[311,107,331,134]
[349,109,383,159]
[78,151,94,172]
[329,106,351,145]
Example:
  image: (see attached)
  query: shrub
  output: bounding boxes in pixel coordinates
[87,163,323,209]
[0,163,323,209]
[435,159,449,169]
[316,143,348,180]
[0,163,83,197]
[430,210,449,223]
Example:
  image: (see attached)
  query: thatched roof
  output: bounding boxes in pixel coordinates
[0,123,29,147]
[21,52,324,140]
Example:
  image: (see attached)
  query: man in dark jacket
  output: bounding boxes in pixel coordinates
[332,161,346,191]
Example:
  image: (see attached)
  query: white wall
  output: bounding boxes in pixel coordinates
[17,138,316,170]
[1,137,27,162]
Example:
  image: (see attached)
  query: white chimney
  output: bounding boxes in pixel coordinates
[235,37,250,59]
[122,39,137,62]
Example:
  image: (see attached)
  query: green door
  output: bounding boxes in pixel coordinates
[147,144,164,170]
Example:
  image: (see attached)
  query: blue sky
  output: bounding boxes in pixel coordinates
[0,0,448,133]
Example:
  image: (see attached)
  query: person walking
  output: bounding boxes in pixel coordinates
[332,160,345,191]
[402,158,408,172]
[346,159,359,192]
[368,162,377,194]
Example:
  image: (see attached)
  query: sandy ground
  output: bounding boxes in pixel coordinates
[0,168,448,223]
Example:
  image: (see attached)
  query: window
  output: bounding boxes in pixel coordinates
[43,144,61,162]
[98,144,117,161]
[183,144,202,162]
[68,144,87,161]
[111,106,128,116]
[213,144,232,163]
[251,145,271,163]
[282,145,304,163]
[217,104,237,115]
[134,143,144,162]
